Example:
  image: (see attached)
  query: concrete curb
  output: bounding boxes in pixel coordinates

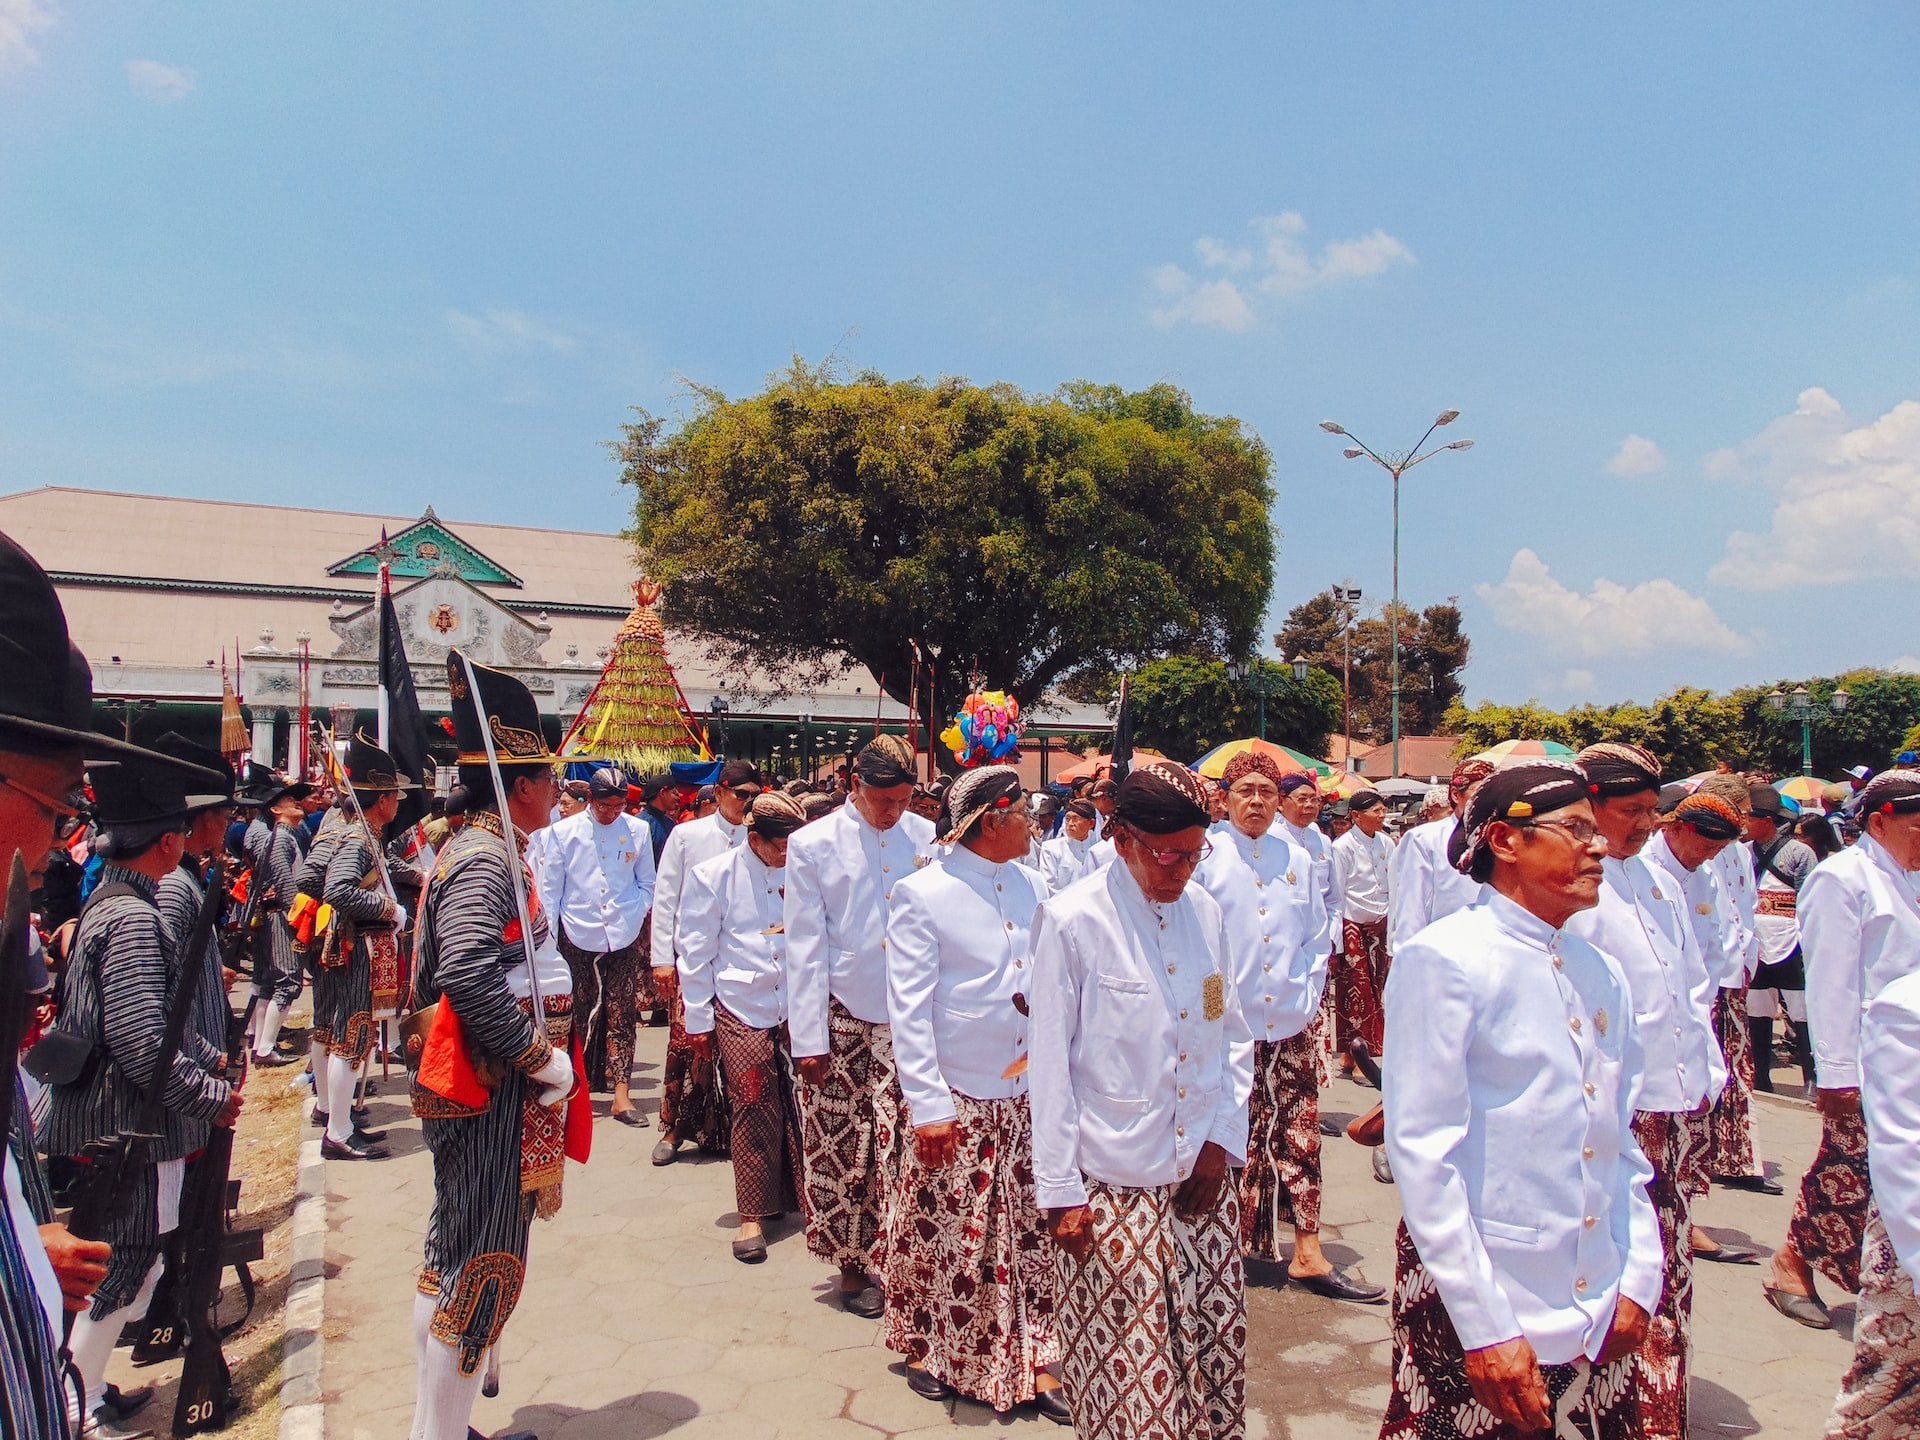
[278,1136,328,1440]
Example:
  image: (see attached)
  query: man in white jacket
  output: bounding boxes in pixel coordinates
[1382,759,1658,1438]
[1031,761,1255,1440]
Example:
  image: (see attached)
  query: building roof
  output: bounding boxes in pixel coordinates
[1357,734,1463,781]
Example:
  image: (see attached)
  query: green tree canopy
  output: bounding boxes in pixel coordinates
[1444,670,1920,777]
[1127,655,1342,763]
[1278,590,1471,741]
[617,360,1276,726]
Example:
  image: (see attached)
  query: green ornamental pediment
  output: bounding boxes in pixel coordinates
[327,508,523,587]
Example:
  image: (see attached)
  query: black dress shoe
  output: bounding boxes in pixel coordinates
[100,1384,154,1420]
[467,1430,539,1440]
[310,1108,328,1127]
[1694,1240,1762,1265]
[841,1283,885,1319]
[651,1138,679,1166]
[1033,1386,1073,1425]
[1763,1283,1832,1329]
[322,1134,391,1161]
[612,1109,651,1128]
[1290,1265,1386,1303]
[905,1366,951,1401]
[731,1234,768,1263]
[1720,1174,1785,1196]
[352,1124,390,1143]
[1318,1117,1342,1137]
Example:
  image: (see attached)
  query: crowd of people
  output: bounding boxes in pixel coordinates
[4,512,1919,1440]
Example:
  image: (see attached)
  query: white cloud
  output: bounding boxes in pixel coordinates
[1708,388,1920,588]
[1891,656,1920,675]
[1149,211,1415,331]
[1477,548,1750,659]
[1562,668,1597,695]
[1606,434,1665,478]
[446,307,575,353]
[0,0,55,73]
[125,58,194,102]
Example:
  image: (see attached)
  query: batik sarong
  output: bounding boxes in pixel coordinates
[1630,1111,1695,1440]
[1826,1203,1920,1438]
[1790,1107,1871,1293]
[1706,988,1762,1180]
[1379,1222,1642,1439]
[800,998,902,1274]
[655,962,729,1153]
[559,924,642,1094]
[882,1090,1059,1413]
[1240,1033,1322,1257]
[1055,1178,1245,1440]
[1338,918,1390,1059]
[714,1005,804,1220]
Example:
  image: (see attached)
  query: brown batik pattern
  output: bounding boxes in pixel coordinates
[1706,988,1761,1180]
[1630,1111,1695,1440]
[558,925,643,1093]
[1240,1033,1323,1256]
[1790,1107,1871,1293]
[1380,1222,1642,1439]
[655,962,730,1153]
[881,1091,1060,1413]
[800,998,902,1274]
[1339,918,1390,1058]
[1055,1179,1246,1440]
[1826,1204,1920,1437]
[713,1005,804,1220]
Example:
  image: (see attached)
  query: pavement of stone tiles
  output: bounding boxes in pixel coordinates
[322,1031,1852,1439]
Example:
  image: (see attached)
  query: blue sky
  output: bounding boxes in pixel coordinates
[4,3,1918,710]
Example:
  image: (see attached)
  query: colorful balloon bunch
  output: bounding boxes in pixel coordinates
[940,689,1023,768]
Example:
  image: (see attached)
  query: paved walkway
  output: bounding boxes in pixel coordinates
[321,1031,1852,1439]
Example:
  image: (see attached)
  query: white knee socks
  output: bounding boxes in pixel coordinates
[253,1000,286,1059]
[412,1304,486,1440]
[68,1257,163,1412]
[325,1054,358,1144]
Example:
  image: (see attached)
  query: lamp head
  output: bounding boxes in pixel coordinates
[1444,439,1475,451]
[1343,447,1364,460]
[1319,420,1346,435]
[1832,687,1851,713]
[1436,409,1460,426]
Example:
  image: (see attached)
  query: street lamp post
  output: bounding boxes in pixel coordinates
[1227,655,1310,741]
[1331,582,1362,764]
[1320,412,1474,778]
[1768,684,1850,775]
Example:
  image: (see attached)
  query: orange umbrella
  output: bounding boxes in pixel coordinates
[1053,748,1165,783]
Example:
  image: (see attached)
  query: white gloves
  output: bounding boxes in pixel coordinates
[389,903,409,931]
[532,1047,574,1107]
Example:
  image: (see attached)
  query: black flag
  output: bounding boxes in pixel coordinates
[1110,672,1135,785]
[379,587,432,830]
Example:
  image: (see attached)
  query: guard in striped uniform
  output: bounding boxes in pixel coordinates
[316,735,415,1160]
[407,655,579,1440]
[39,748,243,1439]
[248,775,312,1066]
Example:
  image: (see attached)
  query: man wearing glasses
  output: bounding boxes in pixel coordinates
[1196,753,1381,1303]
[1380,760,1656,1438]
[1030,761,1255,1440]
[1564,743,1724,1440]
[649,760,765,1164]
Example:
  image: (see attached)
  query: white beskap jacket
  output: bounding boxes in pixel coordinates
[675,844,788,1035]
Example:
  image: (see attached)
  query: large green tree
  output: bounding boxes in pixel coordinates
[1126,655,1342,763]
[1278,590,1472,741]
[618,360,1276,725]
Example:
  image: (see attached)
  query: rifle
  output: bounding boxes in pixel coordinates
[62,865,226,1295]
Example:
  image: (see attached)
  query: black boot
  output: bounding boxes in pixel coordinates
[1788,1018,1816,1091]
[1749,1016,1775,1093]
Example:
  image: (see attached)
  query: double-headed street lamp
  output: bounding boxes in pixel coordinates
[1227,652,1309,741]
[1767,683,1849,776]
[1319,411,1474,778]
[1331,583,1362,761]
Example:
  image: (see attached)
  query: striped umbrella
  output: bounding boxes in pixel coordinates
[1192,737,1327,780]
[1777,774,1847,811]
[1467,738,1578,765]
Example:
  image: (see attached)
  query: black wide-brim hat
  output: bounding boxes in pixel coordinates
[446,650,552,767]
[344,730,419,794]
[89,748,231,836]
[152,731,239,812]
[0,529,210,766]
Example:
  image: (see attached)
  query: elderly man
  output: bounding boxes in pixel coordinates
[1031,762,1255,1440]
[1768,771,1920,1334]
[536,765,657,1127]
[1642,792,1762,1265]
[1196,753,1377,1302]
[883,766,1069,1420]
[1275,772,1344,1085]
[677,791,809,1263]
[1381,760,1658,1439]
[786,734,936,1316]
[1041,799,1101,892]
[42,747,244,1440]
[1564,743,1724,1440]
[1388,758,1493,956]
[649,760,763,1164]
[1332,788,1393,1063]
